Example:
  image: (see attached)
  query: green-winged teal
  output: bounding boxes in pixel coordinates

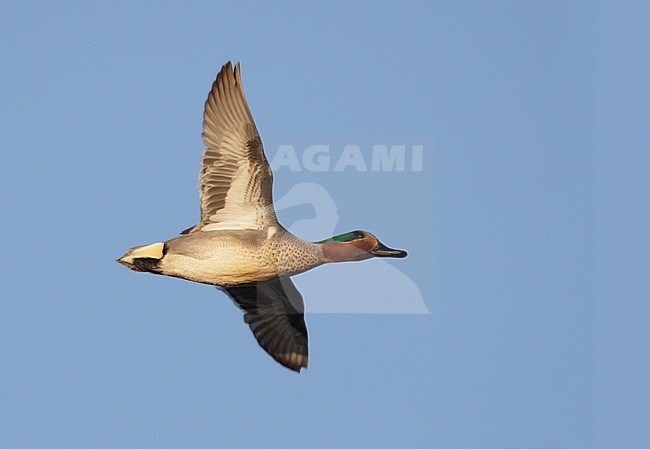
[118,62,407,372]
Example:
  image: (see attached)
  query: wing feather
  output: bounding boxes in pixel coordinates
[222,277,308,372]
[183,61,277,234]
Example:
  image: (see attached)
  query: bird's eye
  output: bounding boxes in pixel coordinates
[355,232,364,239]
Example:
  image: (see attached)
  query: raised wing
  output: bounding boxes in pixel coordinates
[183,61,277,234]
[222,277,308,372]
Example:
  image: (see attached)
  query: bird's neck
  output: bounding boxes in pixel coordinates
[319,241,370,263]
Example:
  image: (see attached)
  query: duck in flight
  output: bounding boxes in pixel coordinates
[117,62,407,372]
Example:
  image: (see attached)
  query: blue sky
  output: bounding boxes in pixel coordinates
[0,1,600,448]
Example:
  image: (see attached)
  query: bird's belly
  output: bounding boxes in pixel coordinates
[159,250,277,286]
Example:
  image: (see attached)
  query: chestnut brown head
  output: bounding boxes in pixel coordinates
[318,230,407,263]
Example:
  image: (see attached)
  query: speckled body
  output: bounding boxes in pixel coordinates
[157,228,325,286]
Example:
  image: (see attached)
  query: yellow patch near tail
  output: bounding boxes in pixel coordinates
[129,242,165,259]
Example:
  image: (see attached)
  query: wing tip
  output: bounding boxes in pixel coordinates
[203,60,249,124]
[275,352,309,373]
[234,61,242,85]
[218,60,241,85]
[219,60,244,91]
